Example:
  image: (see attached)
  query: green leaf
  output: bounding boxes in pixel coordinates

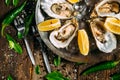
[24,12,34,37]
[5,0,11,6]
[6,34,16,43]
[1,24,8,37]
[17,31,24,39]
[8,40,14,49]
[6,34,23,54]
[14,43,23,54]
[35,65,41,75]
[54,56,61,66]
[45,71,70,80]
[1,1,26,37]
[7,75,13,80]
[111,73,120,80]
[12,0,19,6]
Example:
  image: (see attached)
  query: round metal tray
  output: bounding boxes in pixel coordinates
[35,0,119,63]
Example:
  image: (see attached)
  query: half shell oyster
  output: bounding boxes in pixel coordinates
[41,0,74,19]
[49,18,78,48]
[90,18,117,53]
[95,0,120,19]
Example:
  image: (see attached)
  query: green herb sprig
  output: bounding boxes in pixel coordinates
[5,0,11,6]
[81,60,120,75]
[6,34,23,54]
[1,1,26,37]
[7,75,13,80]
[35,65,41,75]
[54,56,61,66]
[17,12,34,39]
[111,73,120,80]
[5,0,19,6]
[45,71,70,80]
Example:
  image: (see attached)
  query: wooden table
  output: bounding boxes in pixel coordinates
[0,0,120,80]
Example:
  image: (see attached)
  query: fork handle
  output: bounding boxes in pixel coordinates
[24,37,35,65]
[42,50,51,73]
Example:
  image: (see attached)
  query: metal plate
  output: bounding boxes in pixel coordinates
[35,0,119,63]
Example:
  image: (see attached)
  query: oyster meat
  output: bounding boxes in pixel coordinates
[90,18,117,53]
[41,0,74,19]
[95,0,120,19]
[49,18,78,48]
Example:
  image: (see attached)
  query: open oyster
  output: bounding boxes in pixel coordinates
[41,0,74,19]
[90,18,117,53]
[49,18,78,48]
[95,0,120,19]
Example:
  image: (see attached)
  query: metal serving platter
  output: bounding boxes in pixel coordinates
[35,0,119,63]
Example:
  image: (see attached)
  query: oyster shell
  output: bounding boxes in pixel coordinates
[95,0,120,19]
[49,18,78,48]
[41,0,74,19]
[90,18,117,53]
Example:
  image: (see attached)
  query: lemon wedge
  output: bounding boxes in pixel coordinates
[78,29,89,56]
[104,17,120,34]
[67,0,80,4]
[37,19,61,31]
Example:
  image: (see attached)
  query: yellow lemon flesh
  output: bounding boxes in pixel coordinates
[78,29,89,56]
[37,19,61,31]
[67,0,80,4]
[104,17,120,35]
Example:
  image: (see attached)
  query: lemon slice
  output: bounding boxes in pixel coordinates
[37,19,61,31]
[67,0,80,4]
[104,17,120,34]
[78,29,89,56]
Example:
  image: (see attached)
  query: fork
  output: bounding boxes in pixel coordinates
[14,12,36,65]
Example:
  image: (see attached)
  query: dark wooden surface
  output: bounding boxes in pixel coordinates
[0,0,120,80]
